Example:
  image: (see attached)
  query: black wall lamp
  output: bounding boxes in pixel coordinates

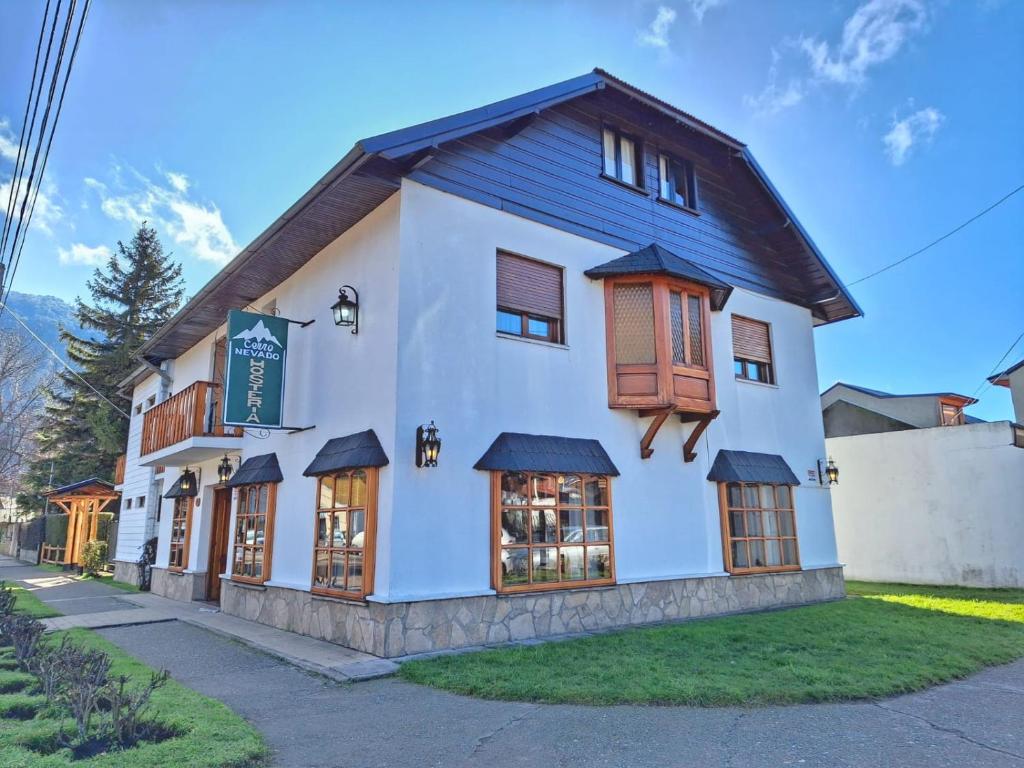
[818,456,839,486]
[416,421,442,468]
[217,454,240,485]
[332,285,359,333]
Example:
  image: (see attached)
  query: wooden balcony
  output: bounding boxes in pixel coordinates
[113,454,126,485]
[140,381,241,461]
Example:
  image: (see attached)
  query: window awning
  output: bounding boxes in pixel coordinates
[163,470,198,498]
[707,450,800,485]
[584,243,732,311]
[303,430,389,477]
[228,453,284,487]
[474,433,619,476]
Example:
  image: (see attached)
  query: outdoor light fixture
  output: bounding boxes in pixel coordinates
[818,457,839,486]
[217,454,236,485]
[179,466,193,493]
[416,421,442,468]
[332,285,359,333]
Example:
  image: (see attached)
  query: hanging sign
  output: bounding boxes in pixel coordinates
[223,310,289,428]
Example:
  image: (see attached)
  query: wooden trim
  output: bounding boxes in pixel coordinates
[309,467,378,600]
[718,481,800,575]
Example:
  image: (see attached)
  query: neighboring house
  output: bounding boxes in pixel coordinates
[112,70,857,657]
[824,383,1024,588]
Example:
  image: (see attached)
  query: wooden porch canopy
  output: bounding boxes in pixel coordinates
[43,479,119,567]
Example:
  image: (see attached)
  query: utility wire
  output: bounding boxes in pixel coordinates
[847,183,1024,287]
[0,298,130,420]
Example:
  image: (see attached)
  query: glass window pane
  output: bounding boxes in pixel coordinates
[584,477,608,507]
[727,483,743,508]
[319,476,334,509]
[782,539,798,565]
[527,317,550,338]
[501,472,529,506]
[688,295,704,366]
[532,548,558,582]
[501,509,529,545]
[620,137,636,185]
[731,541,749,568]
[779,510,795,537]
[561,546,585,580]
[776,485,792,509]
[602,129,616,176]
[502,548,529,586]
[749,540,766,568]
[558,475,582,505]
[330,553,346,591]
[586,508,609,541]
[743,486,759,509]
[587,545,611,580]
[531,509,557,544]
[334,474,350,508]
[765,540,782,567]
[746,511,762,536]
[351,471,367,507]
[531,475,557,506]
[559,508,583,543]
[613,283,656,365]
[349,509,366,549]
[763,510,779,537]
[497,310,522,335]
[347,552,363,593]
[729,510,745,537]
[670,291,685,364]
[313,550,329,586]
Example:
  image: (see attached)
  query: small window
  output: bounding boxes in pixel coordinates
[732,316,774,384]
[721,483,799,574]
[168,497,191,571]
[602,126,644,188]
[658,153,696,209]
[232,483,276,584]
[496,251,564,343]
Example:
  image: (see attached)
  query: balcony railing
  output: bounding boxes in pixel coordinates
[113,454,126,485]
[140,381,241,457]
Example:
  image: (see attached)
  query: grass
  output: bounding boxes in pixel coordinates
[399,581,1024,707]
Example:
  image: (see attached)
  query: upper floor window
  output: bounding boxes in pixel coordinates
[496,251,564,344]
[940,401,965,426]
[658,153,696,210]
[732,315,774,385]
[602,126,644,189]
[720,482,799,574]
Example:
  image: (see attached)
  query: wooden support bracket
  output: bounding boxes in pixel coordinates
[639,407,675,459]
[681,409,719,463]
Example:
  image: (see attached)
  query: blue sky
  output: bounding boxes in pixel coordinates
[1,0,1021,420]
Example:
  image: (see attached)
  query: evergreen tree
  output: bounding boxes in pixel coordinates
[19,224,184,510]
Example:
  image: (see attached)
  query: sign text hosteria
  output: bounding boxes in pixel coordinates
[223,310,289,428]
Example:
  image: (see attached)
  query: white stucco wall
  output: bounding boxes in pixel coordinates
[829,421,1024,587]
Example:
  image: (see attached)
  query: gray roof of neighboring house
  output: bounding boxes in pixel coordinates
[821,382,978,405]
[227,453,284,487]
[474,433,619,476]
[706,450,800,485]
[163,470,198,499]
[303,430,390,476]
[584,243,733,310]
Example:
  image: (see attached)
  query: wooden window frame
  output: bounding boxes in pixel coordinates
[657,152,698,212]
[732,315,775,385]
[230,482,277,585]
[718,482,800,575]
[491,470,615,594]
[310,467,378,600]
[600,124,646,191]
[168,496,192,572]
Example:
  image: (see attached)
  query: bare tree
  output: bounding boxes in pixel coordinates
[0,332,51,515]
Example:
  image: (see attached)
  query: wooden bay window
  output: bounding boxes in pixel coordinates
[718,482,799,574]
[312,468,378,599]
[168,496,191,571]
[231,483,276,583]
[492,470,614,593]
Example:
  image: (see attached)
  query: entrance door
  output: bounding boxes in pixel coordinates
[206,488,232,601]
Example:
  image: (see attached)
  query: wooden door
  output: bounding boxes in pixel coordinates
[206,488,232,601]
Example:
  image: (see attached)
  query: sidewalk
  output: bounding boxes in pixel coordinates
[2,557,397,681]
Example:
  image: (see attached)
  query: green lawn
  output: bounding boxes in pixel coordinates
[399,581,1024,706]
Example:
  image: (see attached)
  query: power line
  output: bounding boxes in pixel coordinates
[847,183,1024,287]
[0,298,130,420]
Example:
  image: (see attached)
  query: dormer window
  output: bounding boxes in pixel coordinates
[658,153,696,210]
[602,126,644,189]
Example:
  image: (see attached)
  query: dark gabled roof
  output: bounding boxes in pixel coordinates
[989,358,1024,388]
[228,453,284,487]
[303,430,389,476]
[163,470,198,499]
[584,243,733,310]
[43,478,117,498]
[821,382,978,405]
[706,451,800,485]
[474,433,619,476]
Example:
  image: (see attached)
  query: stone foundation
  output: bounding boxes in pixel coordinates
[220,566,845,658]
[112,560,141,587]
[151,567,207,602]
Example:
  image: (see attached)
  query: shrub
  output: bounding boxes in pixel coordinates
[0,615,44,668]
[81,540,109,575]
[0,582,16,617]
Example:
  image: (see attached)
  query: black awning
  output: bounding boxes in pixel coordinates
[303,430,389,477]
[163,470,198,499]
[707,450,800,485]
[474,433,619,476]
[584,243,732,311]
[227,453,284,487]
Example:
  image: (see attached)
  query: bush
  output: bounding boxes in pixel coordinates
[81,540,108,575]
[43,514,68,546]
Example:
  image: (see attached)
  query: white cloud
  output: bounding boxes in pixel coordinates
[745,49,805,116]
[58,242,112,266]
[800,0,927,86]
[86,166,239,264]
[0,178,63,235]
[0,118,18,162]
[883,106,944,165]
[637,6,677,49]
[685,0,727,23]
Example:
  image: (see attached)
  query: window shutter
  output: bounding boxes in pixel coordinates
[732,316,772,363]
[496,252,563,320]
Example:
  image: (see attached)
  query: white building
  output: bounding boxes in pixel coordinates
[824,382,1024,588]
[113,70,856,656]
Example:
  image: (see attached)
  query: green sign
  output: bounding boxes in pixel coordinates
[223,310,289,428]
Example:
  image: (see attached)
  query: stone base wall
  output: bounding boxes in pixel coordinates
[151,567,206,602]
[220,566,845,658]
[112,560,141,587]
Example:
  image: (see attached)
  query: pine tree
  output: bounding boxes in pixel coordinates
[19,224,184,510]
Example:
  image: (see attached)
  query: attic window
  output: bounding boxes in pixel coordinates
[602,126,644,189]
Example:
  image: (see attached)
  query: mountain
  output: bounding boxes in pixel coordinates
[0,291,84,362]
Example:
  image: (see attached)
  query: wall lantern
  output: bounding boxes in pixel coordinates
[179,466,193,493]
[217,454,237,485]
[818,456,839,486]
[416,421,442,468]
[332,285,359,334]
